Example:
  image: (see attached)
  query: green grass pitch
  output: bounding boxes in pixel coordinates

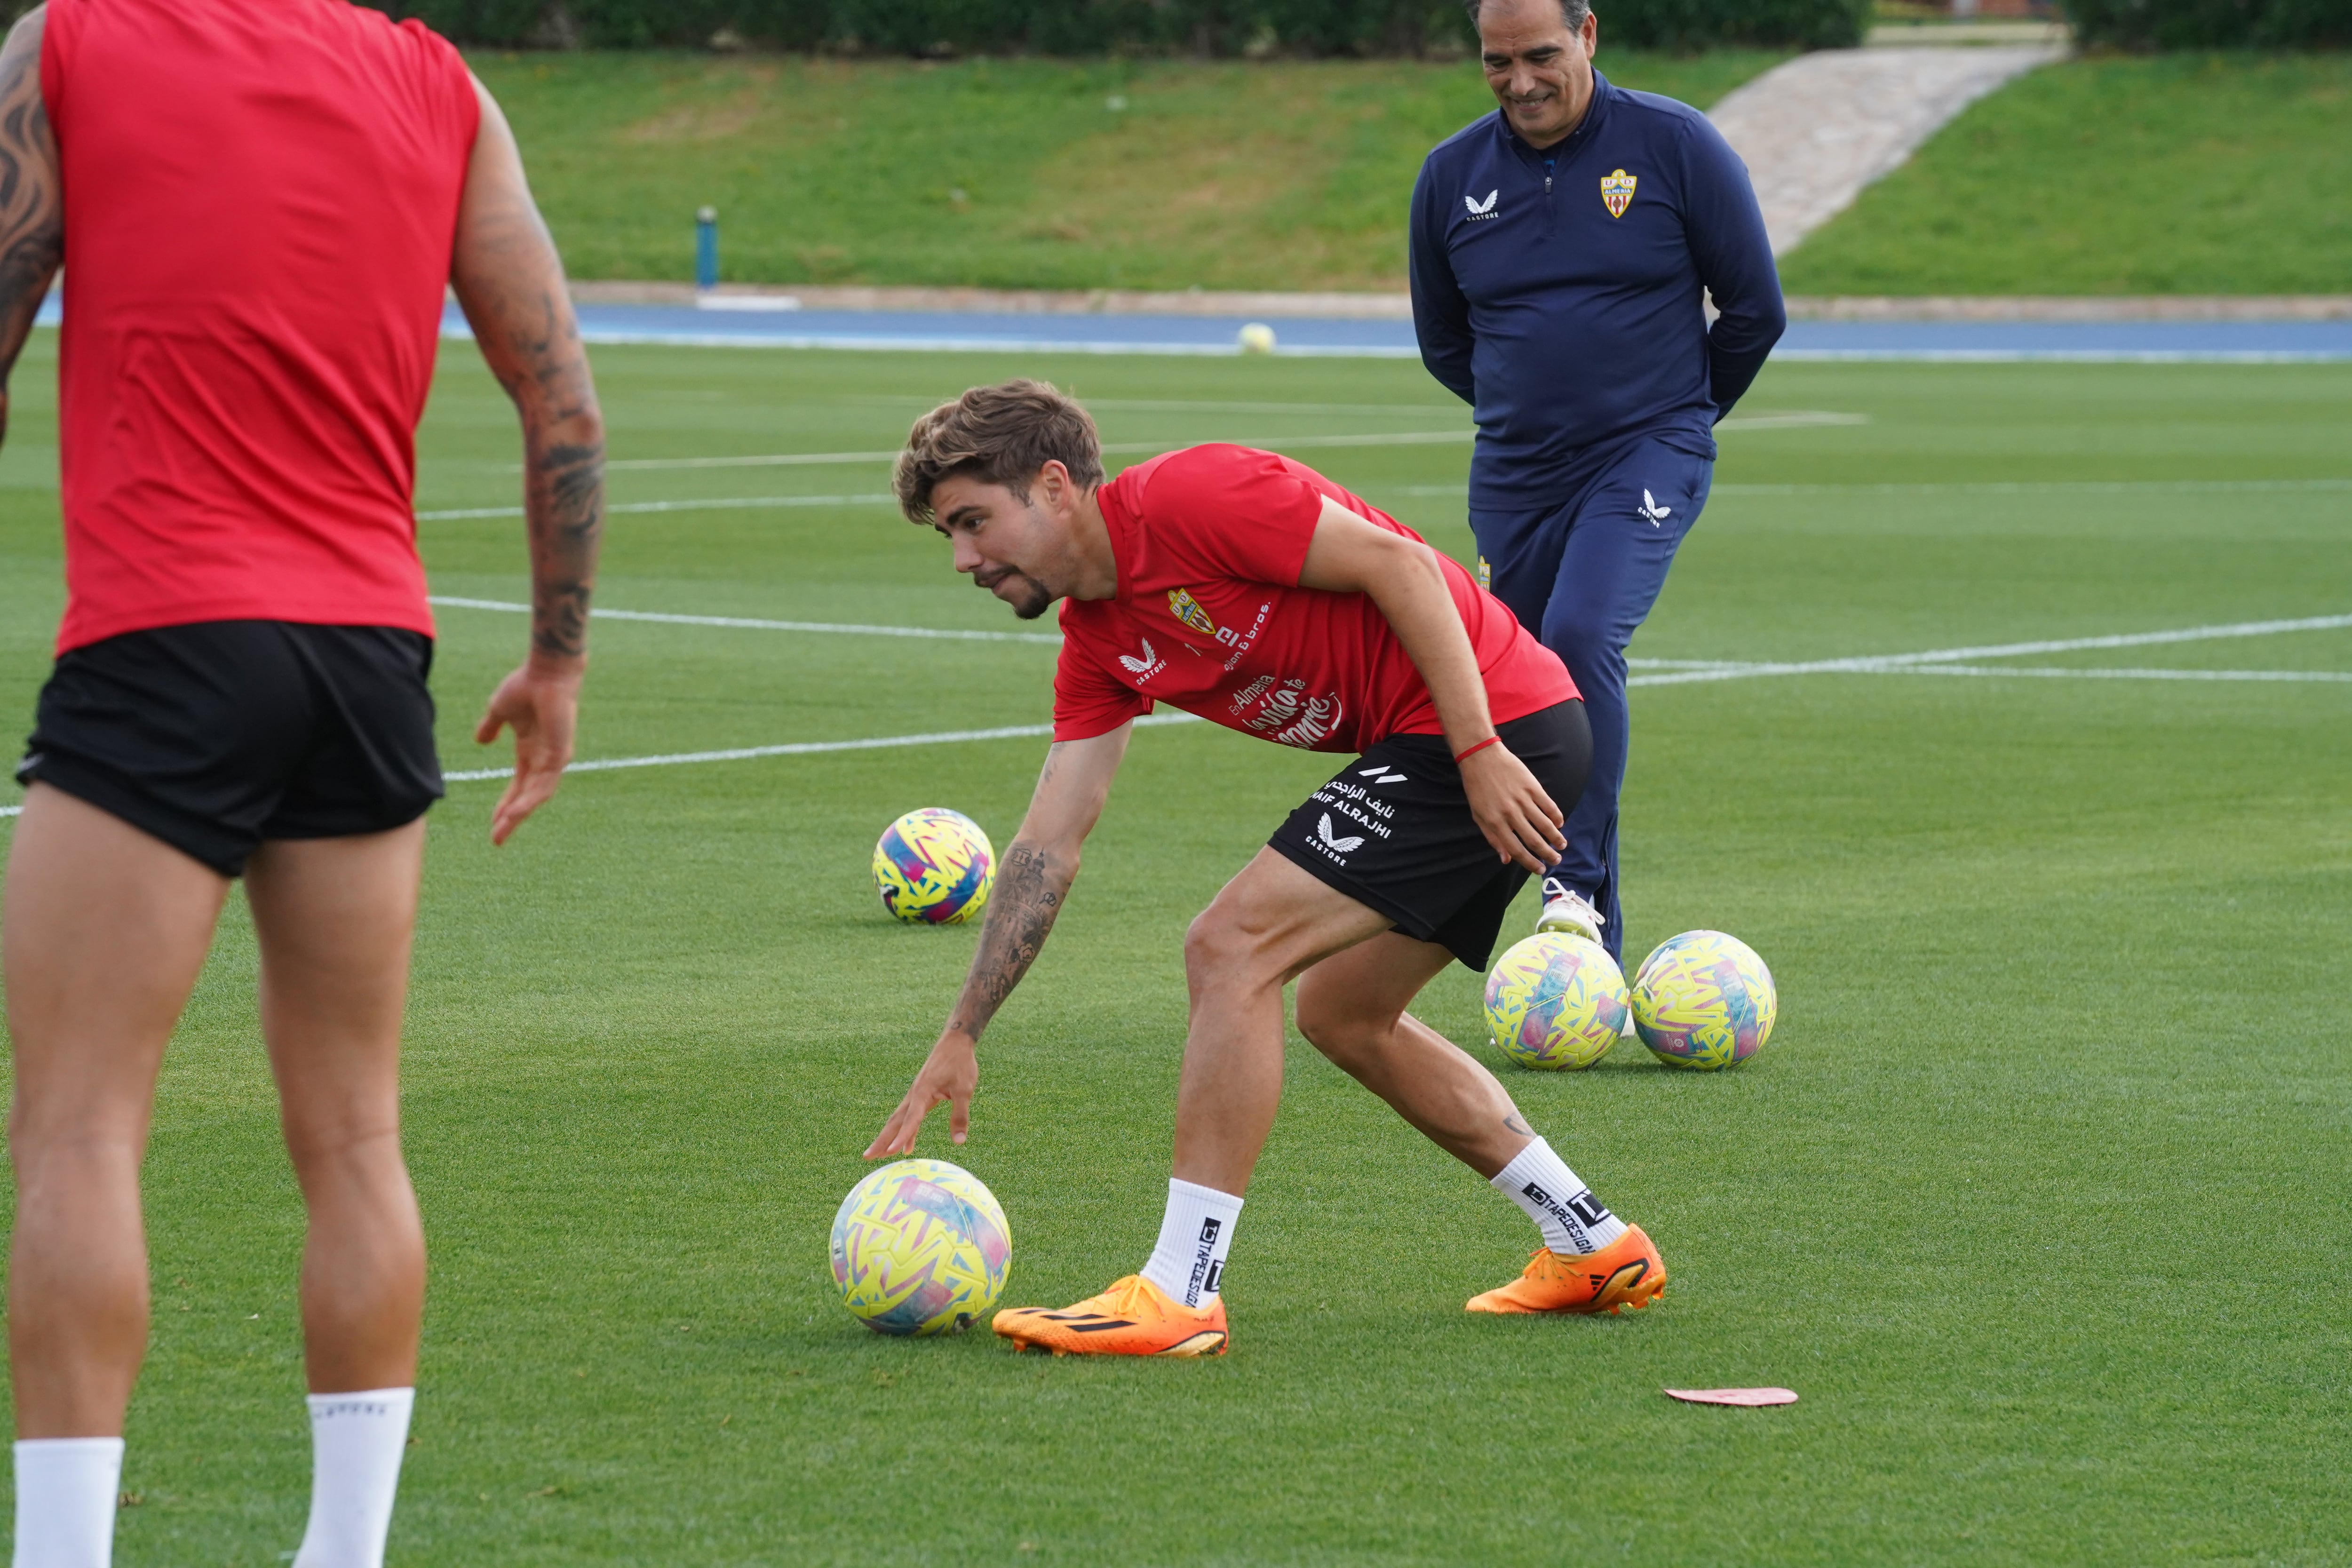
[0,336,2348,1564]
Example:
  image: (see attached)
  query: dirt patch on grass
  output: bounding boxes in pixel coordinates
[622,95,765,144]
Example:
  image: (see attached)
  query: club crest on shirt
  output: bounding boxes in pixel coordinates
[1600,168,1637,219]
[1166,587,1219,638]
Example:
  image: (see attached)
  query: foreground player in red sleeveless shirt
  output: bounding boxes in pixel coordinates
[0,3,603,1562]
[867,383,1668,1356]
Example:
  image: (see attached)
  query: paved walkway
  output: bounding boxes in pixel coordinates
[1705,45,2066,256]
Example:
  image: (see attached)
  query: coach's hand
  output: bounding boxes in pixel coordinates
[1461,742,1565,873]
[475,656,583,845]
[866,1029,978,1158]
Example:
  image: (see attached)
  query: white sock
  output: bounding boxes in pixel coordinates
[13,1437,124,1568]
[1139,1178,1244,1309]
[1492,1138,1629,1256]
[291,1388,414,1568]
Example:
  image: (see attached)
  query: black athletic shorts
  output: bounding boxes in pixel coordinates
[16,621,444,877]
[1266,699,1591,971]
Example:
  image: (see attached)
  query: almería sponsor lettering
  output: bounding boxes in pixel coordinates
[1234,678,1344,749]
[1219,600,1272,669]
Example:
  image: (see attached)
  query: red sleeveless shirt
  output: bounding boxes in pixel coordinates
[41,0,478,653]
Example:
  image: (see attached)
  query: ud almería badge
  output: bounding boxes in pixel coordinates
[1600,168,1637,218]
[1167,587,1219,637]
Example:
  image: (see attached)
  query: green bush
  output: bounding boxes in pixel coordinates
[381,0,1471,52]
[375,0,1857,54]
[1602,0,1867,50]
[2066,0,2352,47]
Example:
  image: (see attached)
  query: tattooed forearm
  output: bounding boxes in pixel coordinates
[0,10,63,450]
[946,843,1075,1039]
[450,79,604,666]
[524,435,603,659]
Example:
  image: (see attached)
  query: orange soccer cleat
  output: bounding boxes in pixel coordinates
[992,1274,1229,1357]
[1466,1225,1667,1315]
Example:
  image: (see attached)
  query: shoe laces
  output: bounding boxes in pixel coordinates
[1103,1274,1164,1317]
[1543,887,1605,929]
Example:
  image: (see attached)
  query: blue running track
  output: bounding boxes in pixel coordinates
[438,302,2352,364]
[36,295,2340,363]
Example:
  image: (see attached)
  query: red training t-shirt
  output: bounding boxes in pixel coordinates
[1053,446,1575,752]
[42,0,480,654]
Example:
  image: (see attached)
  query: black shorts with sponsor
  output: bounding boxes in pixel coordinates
[16,621,444,877]
[1266,699,1591,970]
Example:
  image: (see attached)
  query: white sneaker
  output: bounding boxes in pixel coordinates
[1534,885,1605,945]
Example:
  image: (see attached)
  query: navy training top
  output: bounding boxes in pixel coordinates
[1409,72,1785,512]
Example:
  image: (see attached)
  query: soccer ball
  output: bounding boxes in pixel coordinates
[1483,931,1629,1071]
[829,1159,1012,1336]
[873,808,994,924]
[1630,930,1776,1071]
[1236,322,1278,355]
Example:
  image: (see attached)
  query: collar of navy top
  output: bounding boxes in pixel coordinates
[1500,69,1614,172]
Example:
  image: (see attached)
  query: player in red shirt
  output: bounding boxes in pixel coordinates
[0,3,601,1563]
[867,382,1668,1356]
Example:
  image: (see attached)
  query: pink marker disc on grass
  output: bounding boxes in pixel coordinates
[1663,1387,1798,1407]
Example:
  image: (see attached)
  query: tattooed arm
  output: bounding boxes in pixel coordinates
[865,724,1135,1157]
[0,8,61,451]
[449,76,605,845]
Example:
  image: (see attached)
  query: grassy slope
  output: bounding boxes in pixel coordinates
[1780,53,2352,295]
[1,348,2351,1564]
[477,51,1785,290]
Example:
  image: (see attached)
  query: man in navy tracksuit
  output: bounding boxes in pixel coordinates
[1410,0,1783,962]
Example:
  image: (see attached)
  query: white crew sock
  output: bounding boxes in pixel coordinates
[1139,1178,1244,1309]
[291,1388,414,1568]
[13,1438,124,1568]
[1491,1138,1629,1257]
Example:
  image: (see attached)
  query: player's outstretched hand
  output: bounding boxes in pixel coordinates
[1461,742,1565,873]
[474,657,583,845]
[865,1030,978,1158]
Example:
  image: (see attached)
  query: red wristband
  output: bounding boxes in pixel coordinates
[1453,735,1502,764]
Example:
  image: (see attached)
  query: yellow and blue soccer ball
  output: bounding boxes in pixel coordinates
[829,1158,1012,1336]
[1630,930,1776,1071]
[873,808,994,924]
[1483,931,1629,1071]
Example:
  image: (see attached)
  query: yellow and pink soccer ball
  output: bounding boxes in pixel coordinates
[872,808,994,924]
[1483,932,1629,1071]
[1630,930,1777,1070]
[830,1158,1012,1336]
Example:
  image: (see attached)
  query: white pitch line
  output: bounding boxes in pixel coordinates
[585,415,1858,475]
[541,327,1430,360]
[1881,664,2352,684]
[1625,613,2352,688]
[604,450,899,471]
[588,429,1476,475]
[435,654,2347,789]
[1061,398,1464,416]
[428,596,1061,645]
[427,595,2351,675]
[416,493,897,522]
[1712,477,2352,498]
[1387,476,2352,500]
[1715,411,1870,430]
[1772,349,2352,366]
[442,711,1201,784]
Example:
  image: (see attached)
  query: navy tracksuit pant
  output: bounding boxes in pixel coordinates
[1472,431,1712,963]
